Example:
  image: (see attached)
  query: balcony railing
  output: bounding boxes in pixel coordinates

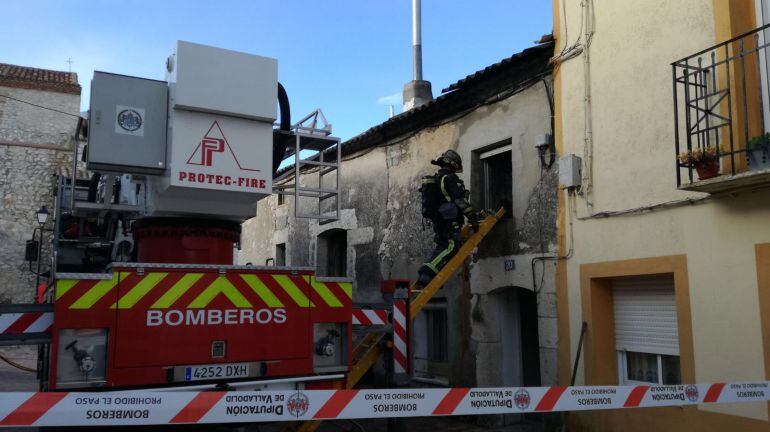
[672,24,770,193]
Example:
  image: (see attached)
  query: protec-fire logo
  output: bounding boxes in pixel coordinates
[186,121,259,171]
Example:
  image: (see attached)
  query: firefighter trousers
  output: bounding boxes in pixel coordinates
[417,220,462,285]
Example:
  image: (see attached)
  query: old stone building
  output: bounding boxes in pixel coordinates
[0,64,81,303]
[240,41,559,397]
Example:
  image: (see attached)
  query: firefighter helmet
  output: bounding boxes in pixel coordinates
[437,149,463,172]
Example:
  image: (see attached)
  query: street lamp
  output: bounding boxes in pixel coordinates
[36,206,49,226]
[35,206,49,288]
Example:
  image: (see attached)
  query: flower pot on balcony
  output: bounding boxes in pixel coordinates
[694,160,720,180]
[748,146,770,170]
[678,146,721,181]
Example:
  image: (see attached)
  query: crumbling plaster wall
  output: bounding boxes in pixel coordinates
[240,78,558,387]
[453,79,559,387]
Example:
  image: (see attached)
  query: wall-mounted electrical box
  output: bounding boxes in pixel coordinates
[88,72,168,174]
[535,133,552,149]
[558,154,582,189]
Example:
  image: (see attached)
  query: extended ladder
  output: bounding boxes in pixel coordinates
[291,208,505,432]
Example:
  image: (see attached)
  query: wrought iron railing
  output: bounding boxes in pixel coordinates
[672,23,770,187]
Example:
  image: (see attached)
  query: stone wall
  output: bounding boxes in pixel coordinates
[0,86,80,303]
[240,77,559,390]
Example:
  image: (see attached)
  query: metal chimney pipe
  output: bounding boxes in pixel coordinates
[403,0,432,110]
[412,0,423,81]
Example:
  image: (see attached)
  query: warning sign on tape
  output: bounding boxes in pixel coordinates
[0,381,768,427]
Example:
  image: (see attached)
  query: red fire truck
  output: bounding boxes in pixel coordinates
[13,41,353,392]
[48,263,351,390]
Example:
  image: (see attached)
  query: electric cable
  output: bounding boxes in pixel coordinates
[573,193,711,220]
[0,353,36,373]
[0,94,81,118]
[531,77,559,294]
[532,190,575,294]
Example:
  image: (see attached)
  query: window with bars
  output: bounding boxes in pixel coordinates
[413,301,450,380]
[426,308,448,363]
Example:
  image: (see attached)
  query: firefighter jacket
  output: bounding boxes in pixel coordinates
[436,168,476,223]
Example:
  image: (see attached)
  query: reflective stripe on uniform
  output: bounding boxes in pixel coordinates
[426,239,456,272]
[423,261,439,273]
[440,175,452,202]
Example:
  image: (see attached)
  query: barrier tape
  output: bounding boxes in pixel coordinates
[392,300,408,374]
[0,381,768,427]
[0,312,53,335]
[351,309,388,326]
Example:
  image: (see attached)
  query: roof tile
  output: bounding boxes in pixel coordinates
[0,63,81,95]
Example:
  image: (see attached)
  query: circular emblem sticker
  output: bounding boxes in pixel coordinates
[513,389,531,410]
[117,109,143,132]
[685,385,699,402]
[287,392,309,418]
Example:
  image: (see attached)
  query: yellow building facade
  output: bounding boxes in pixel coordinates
[552,0,770,430]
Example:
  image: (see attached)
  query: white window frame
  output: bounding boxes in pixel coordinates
[617,350,677,386]
[479,145,513,213]
[613,277,681,386]
[412,301,449,383]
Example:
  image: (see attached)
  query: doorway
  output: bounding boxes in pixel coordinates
[490,287,541,387]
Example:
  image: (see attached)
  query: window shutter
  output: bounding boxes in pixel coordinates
[612,277,679,356]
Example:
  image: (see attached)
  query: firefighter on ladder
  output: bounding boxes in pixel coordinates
[415,149,479,289]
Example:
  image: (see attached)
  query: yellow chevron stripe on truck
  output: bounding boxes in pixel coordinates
[55,280,78,300]
[339,282,353,299]
[188,277,253,309]
[272,275,313,307]
[58,272,351,310]
[113,272,168,309]
[240,274,284,308]
[151,273,203,309]
[304,276,343,307]
[69,273,126,309]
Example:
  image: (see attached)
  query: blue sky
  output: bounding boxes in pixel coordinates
[2,1,552,141]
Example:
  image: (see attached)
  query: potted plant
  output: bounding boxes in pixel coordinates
[748,133,770,170]
[678,145,720,180]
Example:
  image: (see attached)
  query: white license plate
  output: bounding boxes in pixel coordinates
[184,363,250,382]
